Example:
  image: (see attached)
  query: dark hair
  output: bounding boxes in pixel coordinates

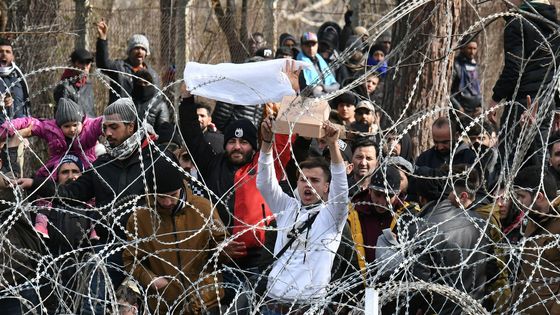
[514,166,557,200]
[0,38,12,48]
[432,116,458,139]
[195,103,213,116]
[369,44,386,56]
[448,164,481,199]
[549,131,560,154]
[299,157,331,182]
[351,138,379,157]
[134,69,154,84]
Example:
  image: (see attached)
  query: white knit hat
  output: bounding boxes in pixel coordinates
[127,34,150,56]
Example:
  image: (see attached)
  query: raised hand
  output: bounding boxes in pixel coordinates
[283,59,302,93]
[322,122,340,146]
[96,18,108,40]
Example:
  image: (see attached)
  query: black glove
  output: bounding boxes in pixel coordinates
[344,10,353,25]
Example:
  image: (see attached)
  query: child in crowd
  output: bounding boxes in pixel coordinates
[0,97,103,237]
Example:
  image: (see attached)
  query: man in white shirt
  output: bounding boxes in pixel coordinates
[256,117,349,313]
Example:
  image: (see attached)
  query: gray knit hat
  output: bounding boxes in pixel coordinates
[103,98,137,123]
[55,98,84,126]
[127,34,150,56]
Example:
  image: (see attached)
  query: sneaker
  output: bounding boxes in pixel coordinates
[89,228,100,241]
[34,213,49,239]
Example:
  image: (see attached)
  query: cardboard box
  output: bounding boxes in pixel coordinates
[273,95,344,139]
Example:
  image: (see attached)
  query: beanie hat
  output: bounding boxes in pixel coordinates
[103,98,137,123]
[55,98,84,126]
[319,31,338,51]
[127,34,150,56]
[70,48,94,64]
[59,154,84,172]
[148,151,185,194]
[279,33,297,46]
[223,119,258,150]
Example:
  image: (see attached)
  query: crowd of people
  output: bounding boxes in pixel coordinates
[1,0,560,314]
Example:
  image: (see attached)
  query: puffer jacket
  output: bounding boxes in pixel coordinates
[409,199,494,315]
[211,101,264,132]
[135,95,172,132]
[492,2,560,102]
[123,184,226,314]
[96,38,161,105]
[0,116,103,177]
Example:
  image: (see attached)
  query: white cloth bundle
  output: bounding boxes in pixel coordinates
[183,59,309,105]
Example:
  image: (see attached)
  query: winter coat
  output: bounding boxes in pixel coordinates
[134,95,172,132]
[512,214,560,314]
[31,138,161,243]
[123,184,226,314]
[492,2,560,103]
[409,199,494,315]
[0,116,103,177]
[211,101,264,133]
[451,54,482,110]
[0,64,30,125]
[53,79,96,118]
[414,142,476,169]
[96,38,161,105]
[180,96,293,269]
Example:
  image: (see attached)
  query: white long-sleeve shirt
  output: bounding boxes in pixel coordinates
[256,151,349,302]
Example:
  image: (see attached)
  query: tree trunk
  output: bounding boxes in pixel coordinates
[160,0,177,69]
[210,0,248,63]
[74,0,90,50]
[383,0,461,155]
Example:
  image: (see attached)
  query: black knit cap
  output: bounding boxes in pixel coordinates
[223,119,258,150]
[147,151,185,194]
[55,98,84,126]
[70,48,94,64]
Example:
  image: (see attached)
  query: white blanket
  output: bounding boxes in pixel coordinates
[183,59,309,105]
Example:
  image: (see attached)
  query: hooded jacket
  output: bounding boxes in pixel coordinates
[123,184,226,314]
[492,2,560,102]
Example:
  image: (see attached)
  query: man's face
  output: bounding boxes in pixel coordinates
[318,42,334,60]
[196,108,212,131]
[432,124,452,155]
[57,162,82,184]
[355,108,374,125]
[301,41,318,57]
[128,46,147,66]
[550,143,560,172]
[365,76,379,94]
[352,146,378,179]
[61,121,83,139]
[496,189,513,220]
[385,135,402,156]
[250,35,266,55]
[0,45,14,67]
[381,41,391,54]
[156,188,181,211]
[462,42,478,60]
[297,167,329,206]
[514,189,542,214]
[225,138,254,166]
[73,60,92,73]
[337,103,355,121]
[283,39,296,50]
[103,115,135,147]
[369,188,397,213]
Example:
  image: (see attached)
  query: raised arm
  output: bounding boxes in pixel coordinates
[257,117,293,214]
[178,92,218,178]
[324,123,349,225]
[95,19,120,71]
[0,116,41,141]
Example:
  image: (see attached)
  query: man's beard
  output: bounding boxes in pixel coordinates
[226,149,254,166]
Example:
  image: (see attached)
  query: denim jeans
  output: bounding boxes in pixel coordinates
[0,285,41,314]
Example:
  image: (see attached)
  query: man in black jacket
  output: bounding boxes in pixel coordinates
[488,0,560,167]
[96,19,160,105]
[18,98,161,315]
